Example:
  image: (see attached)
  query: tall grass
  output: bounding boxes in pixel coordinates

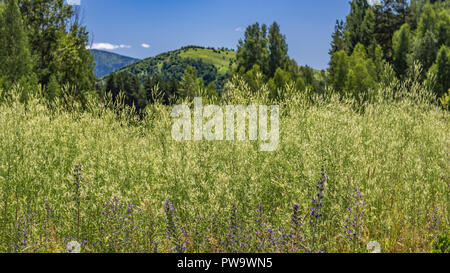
[0,78,448,253]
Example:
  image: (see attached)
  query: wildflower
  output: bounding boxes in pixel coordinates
[344,188,366,252]
[67,241,81,253]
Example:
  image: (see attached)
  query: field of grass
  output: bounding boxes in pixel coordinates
[0,82,448,253]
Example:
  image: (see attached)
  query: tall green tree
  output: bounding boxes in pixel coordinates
[373,44,386,78]
[411,30,440,74]
[361,7,377,57]
[438,10,450,46]
[408,0,427,29]
[268,22,289,77]
[236,23,269,76]
[0,0,32,84]
[18,0,96,98]
[345,43,376,102]
[417,3,438,37]
[178,66,203,100]
[345,0,370,54]
[373,0,408,62]
[428,45,450,99]
[392,23,412,77]
[329,20,347,55]
[328,50,349,95]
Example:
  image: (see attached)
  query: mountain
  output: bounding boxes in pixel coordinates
[106,46,237,89]
[91,49,140,78]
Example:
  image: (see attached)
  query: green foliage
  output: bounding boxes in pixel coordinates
[46,74,61,102]
[393,24,412,78]
[437,10,450,46]
[417,3,439,38]
[0,0,32,84]
[328,44,377,102]
[332,0,450,99]
[373,0,408,62]
[112,47,233,92]
[439,90,450,111]
[236,23,269,75]
[205,82,218,100]
[299,66,315,88]
[295,77,306,92]
[329,20,347,55]
[237,21,292,80]
[328,50,349,95]
[431,233,450,253]
[144,75,178,105]
[18,0,96,99]
[268,22,289,77]
[429,45,450,99]
[373,44,386,77]
[91,50,139,78]
[243,64,265,93]
[268,67,292,100]
[411,30,440,75]
[345,44,376,102]
[344,0,370,54]
[105,71,146,111]
[235,21,313,98]
[361,8,377,56]
[178,66,203,100]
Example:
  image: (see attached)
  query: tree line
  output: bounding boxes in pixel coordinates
[0,0,449,111]
[328,0,450,101]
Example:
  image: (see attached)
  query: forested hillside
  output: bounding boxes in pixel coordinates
[91,49,139,78]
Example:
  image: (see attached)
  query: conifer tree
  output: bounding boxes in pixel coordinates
[268,22,289,77]
[392,23,412,78]
[329,20,347,55]
[361,8,377,57]
[0,0,32,84]
[429,45,450,99]
[236,23,269,76]
[345,0,370,54]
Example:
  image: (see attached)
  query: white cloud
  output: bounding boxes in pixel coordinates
[235,27,244,32]
[141,43,151,48]
[87,43,131,50]
[67,0,81,6]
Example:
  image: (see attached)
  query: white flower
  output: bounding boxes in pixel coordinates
[367,241,381,253]
[67,241,81,253]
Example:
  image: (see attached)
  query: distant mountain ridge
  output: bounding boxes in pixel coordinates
[91,49,139,78]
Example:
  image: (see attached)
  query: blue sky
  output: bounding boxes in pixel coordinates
[74,0,351,70]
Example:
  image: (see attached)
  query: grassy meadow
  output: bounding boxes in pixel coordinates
[0,79,448,253]
[178,48,237,75]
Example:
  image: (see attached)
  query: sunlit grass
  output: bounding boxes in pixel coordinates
[0,83,448,253]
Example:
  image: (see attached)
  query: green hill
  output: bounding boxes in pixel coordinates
[91,49,140,78]
[108,46,237,89]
